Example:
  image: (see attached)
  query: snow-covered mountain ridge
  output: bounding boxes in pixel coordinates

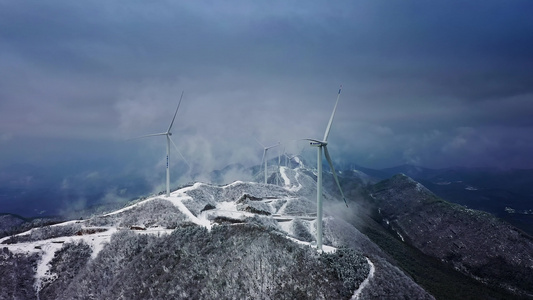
[0,165,434,299]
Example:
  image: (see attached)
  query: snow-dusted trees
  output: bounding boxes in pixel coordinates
[0,247,39,300]
[86,198,189,229]
[2,223,82,244]
[52,224,369,299]
[291,218,314,242]
[39,241,92,300]
[118,199,188,229]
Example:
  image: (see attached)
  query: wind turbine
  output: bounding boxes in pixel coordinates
[256,139,280,184]
[132,91,189,197]
[305,85,348,251]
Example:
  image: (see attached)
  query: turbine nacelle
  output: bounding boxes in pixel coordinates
[305,138,327,147]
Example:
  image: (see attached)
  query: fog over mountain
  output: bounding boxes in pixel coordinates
[1,0,533,216]
[2,159,533,299]
[1,163,430,299]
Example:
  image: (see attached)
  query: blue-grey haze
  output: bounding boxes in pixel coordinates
[1,0,532,216]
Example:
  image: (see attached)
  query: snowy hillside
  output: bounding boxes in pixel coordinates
[0,163,433,299]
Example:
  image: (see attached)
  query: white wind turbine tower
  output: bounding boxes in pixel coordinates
[132,91,189,197]
[256,139,280,184]
[305,85,348,251]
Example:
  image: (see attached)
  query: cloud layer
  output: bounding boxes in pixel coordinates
[1,0,533,179]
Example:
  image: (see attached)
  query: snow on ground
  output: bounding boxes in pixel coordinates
[165,189,213,229]
[1,224,119,293]
[276,219,293,235]
[104,183,204,217]
[2,178,374,297]
[223,180,245,188]
[351,257,375,300]
[280,167,291,187]
[292,171,303,192]
[103,197,153,216]
[34,242,63,293]
[0,224,116,259]
[293,156,304,168]
[276,199,290,215]
[88,227,118,259]
[214,201,255,220]
[280,166,303,192]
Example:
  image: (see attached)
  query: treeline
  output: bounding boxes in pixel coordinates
[0,214,65,239]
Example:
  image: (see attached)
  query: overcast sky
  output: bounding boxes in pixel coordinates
[1,0,533,196]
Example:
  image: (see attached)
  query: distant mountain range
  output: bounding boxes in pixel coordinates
[344,164,533,236]
[370,174,533,298]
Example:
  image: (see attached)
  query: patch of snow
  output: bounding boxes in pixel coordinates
[394,229,405,242]
[212,201,256,221]
[34,242,63,293]
[103,197,154,216]
[280,168,302,193]
[291,171,303,192]
[277,219,294,235]
[280,167,291,187]
[165,192,212,230]
[104,183,204,217]
[10,226,117,294]
[505,207,516,214]
[223,180,247,188]
[276,200,290,215]
[49,220,79,227]
[88,227,117,259]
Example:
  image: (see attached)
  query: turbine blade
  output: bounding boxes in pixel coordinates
[127,132,167,140]
[265,142,280,150]
[323,85,342,142]
[169,136,190,169]
[324,145,348,207]
[167,91,184,133]
[254,137,265,148]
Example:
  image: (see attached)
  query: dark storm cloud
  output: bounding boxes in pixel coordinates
[1,0,533,182]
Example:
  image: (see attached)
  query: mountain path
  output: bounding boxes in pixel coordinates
[351,257,375,299]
